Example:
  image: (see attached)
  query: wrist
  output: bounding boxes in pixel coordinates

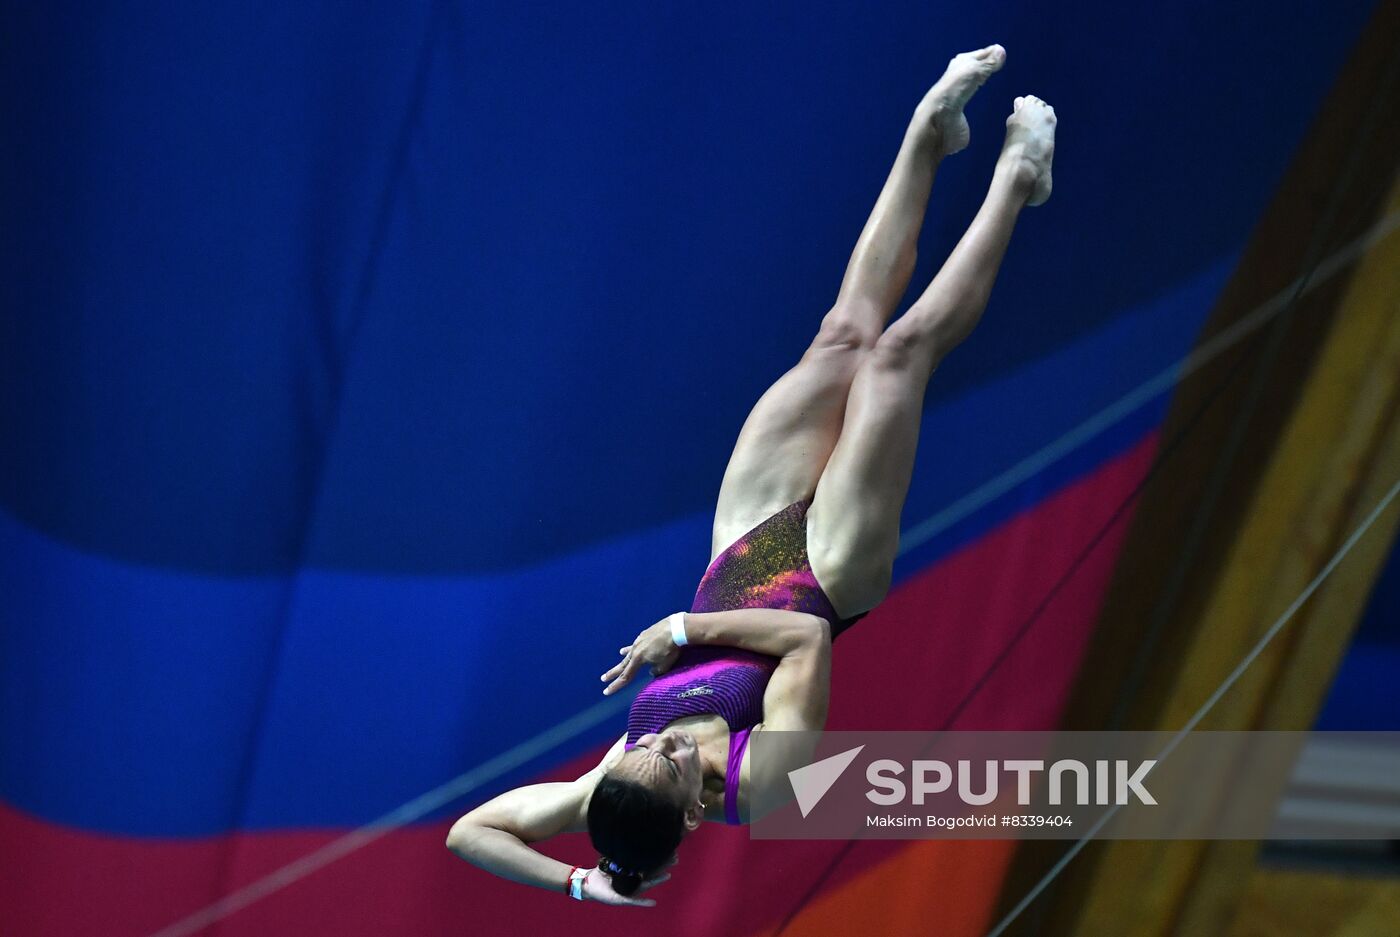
[669,611,688,647]
[566,864,590,900]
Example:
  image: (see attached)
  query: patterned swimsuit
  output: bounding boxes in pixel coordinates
[624,498,868,824]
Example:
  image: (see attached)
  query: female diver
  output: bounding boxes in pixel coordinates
[446,43,1056,907]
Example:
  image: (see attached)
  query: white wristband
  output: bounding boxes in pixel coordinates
[669,611,688,647]
[568,866,589,900]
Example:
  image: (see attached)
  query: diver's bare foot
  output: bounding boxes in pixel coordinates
[998,94,1056,206]
[914,44,1006,156]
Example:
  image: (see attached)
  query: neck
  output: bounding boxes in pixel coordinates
[695,722,732,801]
[666,714,732,801]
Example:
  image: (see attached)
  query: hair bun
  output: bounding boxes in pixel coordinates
[599,855,636,877]
[598,856,646,896]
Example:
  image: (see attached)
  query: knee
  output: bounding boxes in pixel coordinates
[873,307,969,370]
[810,305,881,353]
[870,322,934,371]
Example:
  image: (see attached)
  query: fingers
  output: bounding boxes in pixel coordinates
[603,652,641,695]
[635,857,678,892]
[594,856,676,906]
[599,644,636,683]
[636,855,679,889]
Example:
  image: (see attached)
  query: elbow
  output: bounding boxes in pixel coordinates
[809,614,833,644]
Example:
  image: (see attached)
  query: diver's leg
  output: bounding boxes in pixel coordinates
[834,43,1007,318]
[806,96,1056,615]
[709,48,1008,558]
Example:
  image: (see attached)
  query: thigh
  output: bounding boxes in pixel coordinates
[709,341,868,562]
[805,337,935,615]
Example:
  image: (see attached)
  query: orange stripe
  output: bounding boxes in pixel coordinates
[780,841,1017,937]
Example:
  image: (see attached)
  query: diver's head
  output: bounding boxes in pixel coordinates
[587,728,705,895]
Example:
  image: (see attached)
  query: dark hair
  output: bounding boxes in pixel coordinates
[586,773,686,896]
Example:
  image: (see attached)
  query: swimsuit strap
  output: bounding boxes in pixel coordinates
[724,725,753,825]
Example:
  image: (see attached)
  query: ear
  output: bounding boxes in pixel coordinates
[683,801,706,831]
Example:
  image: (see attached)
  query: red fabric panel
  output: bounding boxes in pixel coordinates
[0,433,1156,937]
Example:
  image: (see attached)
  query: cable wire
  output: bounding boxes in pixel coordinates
[984,474,1400,937]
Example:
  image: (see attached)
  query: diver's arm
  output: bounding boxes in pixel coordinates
[601,608,827,695]
[742,617,833,823]
[757,614,833,732]
[445,779,589,890]
[682,608,829,658]
[445,733,660,904]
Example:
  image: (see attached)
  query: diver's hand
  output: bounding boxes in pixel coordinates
[581,856,678,907]
[600,616,682,695]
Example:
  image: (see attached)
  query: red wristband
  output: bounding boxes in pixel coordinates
[564,865,578,895]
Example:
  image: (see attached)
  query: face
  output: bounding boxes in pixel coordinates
[614,727,704,811]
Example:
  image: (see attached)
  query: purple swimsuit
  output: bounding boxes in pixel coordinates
[624,498,868,824]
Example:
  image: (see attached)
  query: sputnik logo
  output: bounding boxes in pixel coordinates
[787,745,865,817]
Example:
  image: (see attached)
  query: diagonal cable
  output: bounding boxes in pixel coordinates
[984,473,1400,937]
